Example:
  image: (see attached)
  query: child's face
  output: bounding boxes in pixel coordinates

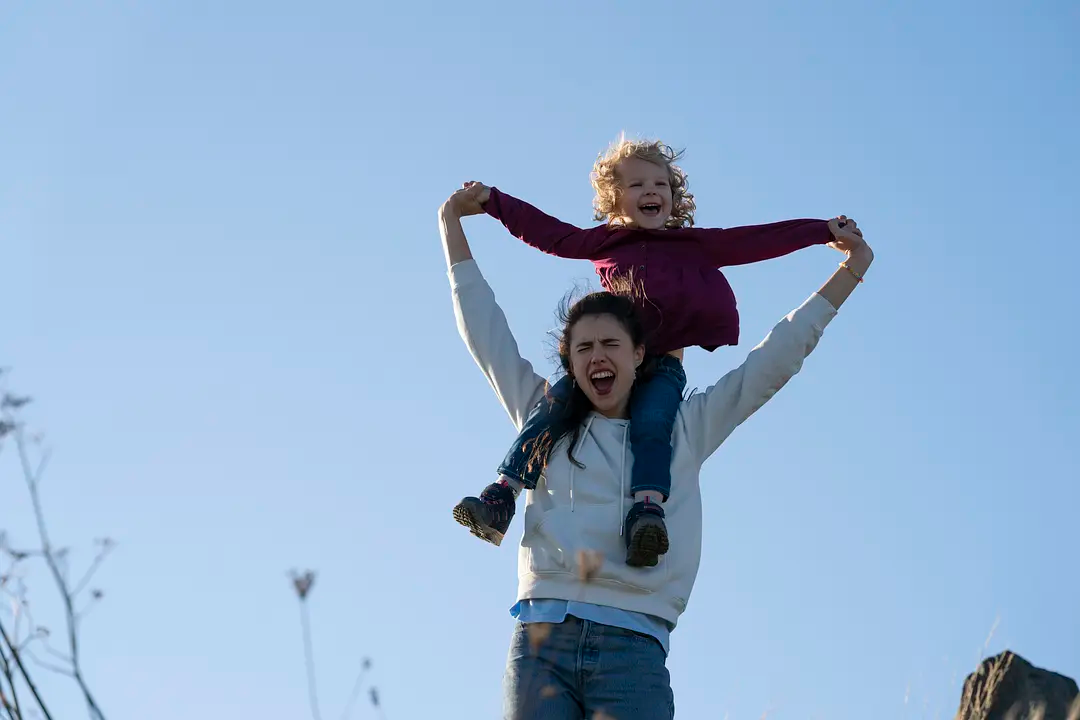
[615,157,674,230]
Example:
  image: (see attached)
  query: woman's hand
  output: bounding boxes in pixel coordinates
[817,216,874,310]
[827,216,872,258]
[441,181,491,219]
[439,183,488,269]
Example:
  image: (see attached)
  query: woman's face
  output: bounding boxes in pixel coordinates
[567,313,645,419]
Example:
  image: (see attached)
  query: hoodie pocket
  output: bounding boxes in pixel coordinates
[523,504,670,592]
[522,507,573,575]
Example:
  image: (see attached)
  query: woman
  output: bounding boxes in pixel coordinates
[439,183,873,719]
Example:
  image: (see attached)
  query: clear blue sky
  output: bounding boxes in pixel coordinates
[2,1,1077,718]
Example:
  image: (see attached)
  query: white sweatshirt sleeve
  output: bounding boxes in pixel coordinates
[684,293,838,461]
[449,259,549,431]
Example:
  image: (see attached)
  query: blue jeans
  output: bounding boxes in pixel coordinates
[498,356,686,498]
[503,617,675,719]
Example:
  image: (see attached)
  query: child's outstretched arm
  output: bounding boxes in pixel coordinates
[475,183,615,260]
[696,219,835,268]
[688,217,873,461]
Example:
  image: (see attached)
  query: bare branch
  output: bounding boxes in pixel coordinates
[369,687,387,720]
[339,659,371,720]
[6,604,63,671]
[299,599,322,720]
[0,395,32,412]
[11,599,28,648]
[0,618,53,720]
[287,570,323,720]
[289,570,316,600]
[0,420,17,441]
[14,629,72,675]
[72,545,115,599]
[76,591,105,624]
[40,641,73,667]
[21,648,75,679]
[12,424,106,720]
[0,645,24,720]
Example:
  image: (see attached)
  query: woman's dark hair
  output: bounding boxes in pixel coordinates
[523,290,651,476]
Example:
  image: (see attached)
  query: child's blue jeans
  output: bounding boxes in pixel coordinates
[498,355,687,499]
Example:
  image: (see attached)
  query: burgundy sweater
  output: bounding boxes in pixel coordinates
[484,187,832,353]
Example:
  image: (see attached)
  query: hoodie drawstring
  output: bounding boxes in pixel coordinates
[569,416,595,512]
[568,417,629,527]
[618,423,629,535]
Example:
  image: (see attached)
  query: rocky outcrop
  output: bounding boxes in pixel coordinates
[956,651,1079,720]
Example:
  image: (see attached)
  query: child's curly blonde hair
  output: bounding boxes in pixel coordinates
[591,136,696,229]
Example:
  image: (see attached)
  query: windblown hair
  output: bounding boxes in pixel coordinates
[591,135,696,229]
[523,290,653,477]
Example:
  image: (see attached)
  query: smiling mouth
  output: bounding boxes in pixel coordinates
[589,369,615,395]
[639,203,662,217]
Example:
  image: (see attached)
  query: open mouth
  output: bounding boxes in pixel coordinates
[638,203,662,217]
[589,369,615,396]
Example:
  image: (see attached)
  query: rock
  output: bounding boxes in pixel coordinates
[956,651,1079,720]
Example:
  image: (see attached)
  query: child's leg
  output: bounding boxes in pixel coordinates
[628,355,687,500]
[453,375,573,547]
[623,355,686,567]
[497,374,574,490]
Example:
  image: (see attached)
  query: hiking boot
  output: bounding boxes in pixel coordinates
[624,500,669,567]
[453,481,516,546]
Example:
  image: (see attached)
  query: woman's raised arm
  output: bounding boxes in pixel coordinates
[441,183,549,431]
[817,216,874,310]
[439,182,488,270]
[686,217,874,461]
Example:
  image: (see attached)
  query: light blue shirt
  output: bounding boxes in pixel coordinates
[511,599,671,655]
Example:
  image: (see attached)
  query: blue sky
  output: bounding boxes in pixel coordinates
[2,1,1077,718]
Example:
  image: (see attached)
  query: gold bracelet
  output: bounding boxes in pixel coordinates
[840,261,864,283]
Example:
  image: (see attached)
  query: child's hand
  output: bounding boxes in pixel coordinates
[442,182,490,218]
[827,216,868,257]
[463,181,491,206]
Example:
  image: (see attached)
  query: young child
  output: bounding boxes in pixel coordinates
[453,137,841,567]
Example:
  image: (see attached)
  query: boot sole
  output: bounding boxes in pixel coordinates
[626,522,669,567]
[453,499,505,547]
